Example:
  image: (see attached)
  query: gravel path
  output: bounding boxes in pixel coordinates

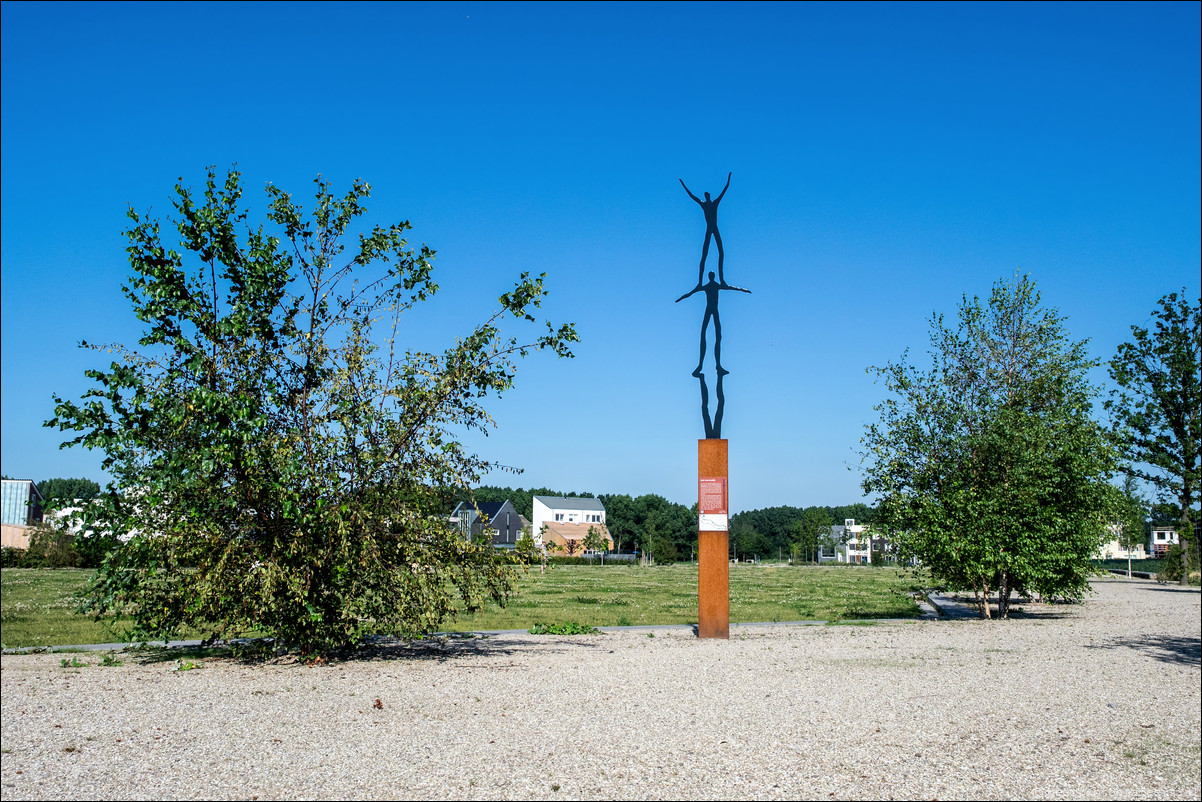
[2,577,1199,800]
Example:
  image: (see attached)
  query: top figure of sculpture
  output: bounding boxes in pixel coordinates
[680,172,731,288]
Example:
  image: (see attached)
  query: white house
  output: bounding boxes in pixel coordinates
[1096,523,1147,560]
[817,519,874,564]
[531,496,610,554]
[834,519,872,564]
[1149,527,1179,558]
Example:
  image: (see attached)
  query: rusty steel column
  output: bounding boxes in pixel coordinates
[697,438,729,639]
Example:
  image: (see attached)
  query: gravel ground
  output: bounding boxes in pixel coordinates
[2,577,1199,801]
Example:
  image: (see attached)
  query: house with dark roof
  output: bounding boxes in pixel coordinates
[450,500,524,549]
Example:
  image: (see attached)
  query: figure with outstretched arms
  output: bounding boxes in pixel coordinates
[676,270,751,378]
[680,172,732,287]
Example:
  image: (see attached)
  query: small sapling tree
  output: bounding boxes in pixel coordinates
[583,524,609,564]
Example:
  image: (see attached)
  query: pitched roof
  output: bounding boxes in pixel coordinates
[533,495,605,512]
[452,500,512,518]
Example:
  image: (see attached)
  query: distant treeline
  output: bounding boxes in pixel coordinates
[730,503,877,561]
[460,486,877,564]
[35,477,102,502]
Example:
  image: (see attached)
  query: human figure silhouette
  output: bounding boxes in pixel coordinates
[680,172,731,287]
[676,270,751,378]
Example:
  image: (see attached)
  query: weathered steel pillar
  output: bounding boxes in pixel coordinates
[697,438,730,639]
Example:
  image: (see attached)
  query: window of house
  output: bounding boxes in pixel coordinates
[555,513,564,522]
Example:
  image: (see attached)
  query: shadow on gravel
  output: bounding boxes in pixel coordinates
[1143,586,1202,595]
[1087,634,1201,667]
[348,634,606,665]
[113,633,607,666]
[936,594,1076,621]
[1005,604,1075,620]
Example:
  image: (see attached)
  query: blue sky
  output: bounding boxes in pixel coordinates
[2,1,1199,513]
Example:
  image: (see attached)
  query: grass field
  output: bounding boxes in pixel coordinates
[2,569,123,648]
[1,564,927,648]
[450,563,926,631]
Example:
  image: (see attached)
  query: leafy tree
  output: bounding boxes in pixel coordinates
[47,167,577,653]
[22,524,79,568]
[1110,476,1148,577]
[862,275,1119,618]
[730,518,770,561]
[1107,290,1201,586]
[730,506,802,553]
[1148,501,1182,528]
[824,503,878,526]
[514,527,541,565]
[599,492,637,552]
[36,477,101,502]
[596,492,692,563]
[582,524,609,562]
[793,507,833,563]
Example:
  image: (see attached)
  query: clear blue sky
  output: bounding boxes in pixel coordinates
[2,2,1199,513]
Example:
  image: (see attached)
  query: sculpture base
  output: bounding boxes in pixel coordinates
[698,439,729,639]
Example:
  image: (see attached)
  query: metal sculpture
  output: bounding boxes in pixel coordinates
[677,174,750,439]
[680,172,731,287]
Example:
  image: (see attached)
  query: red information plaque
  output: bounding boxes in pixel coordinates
[698,477,727,515]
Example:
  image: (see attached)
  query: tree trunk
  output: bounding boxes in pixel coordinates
[1180,501,1192,587]
[997,571,1010,620]
[976,581,992,619]
[1180,537,1191,587]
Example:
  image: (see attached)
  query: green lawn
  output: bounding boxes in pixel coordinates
[2,564,928,647]
[2,568,120,648]
[448,563,927,631]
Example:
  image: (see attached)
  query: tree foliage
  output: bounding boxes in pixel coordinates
[47,168,577,653]
[1114,476,1148,556]
[791,507,835,562]
[861,275,1118,618]
[36,477,101,502]
[600,493,694,563]
[582,525,609,553]
[1107,290,1201,585]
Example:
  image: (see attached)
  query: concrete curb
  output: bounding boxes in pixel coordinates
[925,591,984,619]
